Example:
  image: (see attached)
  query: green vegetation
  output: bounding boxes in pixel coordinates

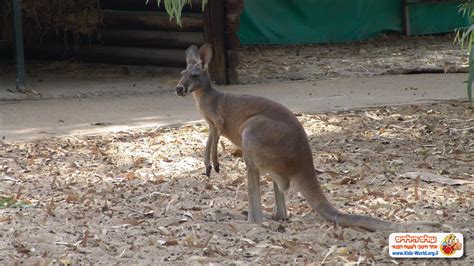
[455,1,474,108]
[146,0,208,26]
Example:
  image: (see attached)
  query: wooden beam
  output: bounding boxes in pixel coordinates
[103,10,203,32]
[203,0,227,84]
[101,0,204,13]
[75,46,186,67]
[26,45,187,67]
[101,29,204,49]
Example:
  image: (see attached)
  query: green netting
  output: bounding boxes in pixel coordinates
[238,0,469,45]
[409,2,468,35]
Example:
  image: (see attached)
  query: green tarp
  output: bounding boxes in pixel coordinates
[238,0,469,45]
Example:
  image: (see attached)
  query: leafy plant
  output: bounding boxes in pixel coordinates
[455,1,474,108]
[146,0,208,26]
[0,196,32,209]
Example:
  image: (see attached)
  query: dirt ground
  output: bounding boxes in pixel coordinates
[1,101,473,264]
[0,34,473,264]
[237,34,468,84]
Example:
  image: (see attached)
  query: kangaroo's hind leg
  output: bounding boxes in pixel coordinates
[273,181,288,220]
[243,153,263,223]
[241,115,295,223]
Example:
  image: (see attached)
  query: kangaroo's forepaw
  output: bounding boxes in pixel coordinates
[214,163,220,173]
[205,165,212,177]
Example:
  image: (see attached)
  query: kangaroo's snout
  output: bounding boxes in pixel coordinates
[176,85,187,96]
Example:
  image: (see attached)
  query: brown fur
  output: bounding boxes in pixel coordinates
[176,44,401,232]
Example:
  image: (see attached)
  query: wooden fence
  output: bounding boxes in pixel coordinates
[1,0,243,84]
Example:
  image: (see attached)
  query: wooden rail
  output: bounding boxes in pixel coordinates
[102,11,204,32]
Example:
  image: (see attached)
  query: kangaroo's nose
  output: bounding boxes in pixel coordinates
[176,85,186,96]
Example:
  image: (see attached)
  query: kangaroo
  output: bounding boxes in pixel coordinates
[175,44,418,232]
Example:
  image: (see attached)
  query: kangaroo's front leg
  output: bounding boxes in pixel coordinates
[204,125,214,177]
[204,114,224,176]
[204,124,221,176]
[211,127,221,173]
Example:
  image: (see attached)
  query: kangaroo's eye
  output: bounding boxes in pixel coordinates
[190,70,200,78]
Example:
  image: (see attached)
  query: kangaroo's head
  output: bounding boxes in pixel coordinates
[176,43,213,97]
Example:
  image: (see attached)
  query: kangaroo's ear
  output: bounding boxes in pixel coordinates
[199,43,213,70]
[186,45,201,65]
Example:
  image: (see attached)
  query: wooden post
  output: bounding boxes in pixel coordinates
[225,0,244,84]
[204,0,227,84]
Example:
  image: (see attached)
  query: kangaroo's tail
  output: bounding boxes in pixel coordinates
[294,172,398,232]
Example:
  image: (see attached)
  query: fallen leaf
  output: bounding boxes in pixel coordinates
[158,239,178,246]
[228,224,238,234]
[46,198,55,216]
[65,193,80,203]
[231,149,242,158]
[280,239,297,252]
[231,175,245,185]
[340,177,357,185]
[195,233,214,248]
[220,140,226,151]
[15,186,23,200]
[400,172,474,186]
[133,157,147,167]
[81,230,90,247]
[0,216,12,222]
[414,175,420,200]
[13,242,31,255]
[126,172,137,180]
[158,226,170,236]
[241,238,256,246]
[321,245,337,264]
[121,218,142,226]
[154,175,167,184]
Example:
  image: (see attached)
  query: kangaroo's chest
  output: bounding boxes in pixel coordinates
[196,94,247,147]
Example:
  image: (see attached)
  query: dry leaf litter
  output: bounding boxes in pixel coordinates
[0,101,472,264]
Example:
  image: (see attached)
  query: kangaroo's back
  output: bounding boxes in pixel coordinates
[216,93,307,149]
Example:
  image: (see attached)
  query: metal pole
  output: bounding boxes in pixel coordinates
[12,0,26,92]
[468,46,473,109]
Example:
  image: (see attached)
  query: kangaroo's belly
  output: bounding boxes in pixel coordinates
[221,129,243,149]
